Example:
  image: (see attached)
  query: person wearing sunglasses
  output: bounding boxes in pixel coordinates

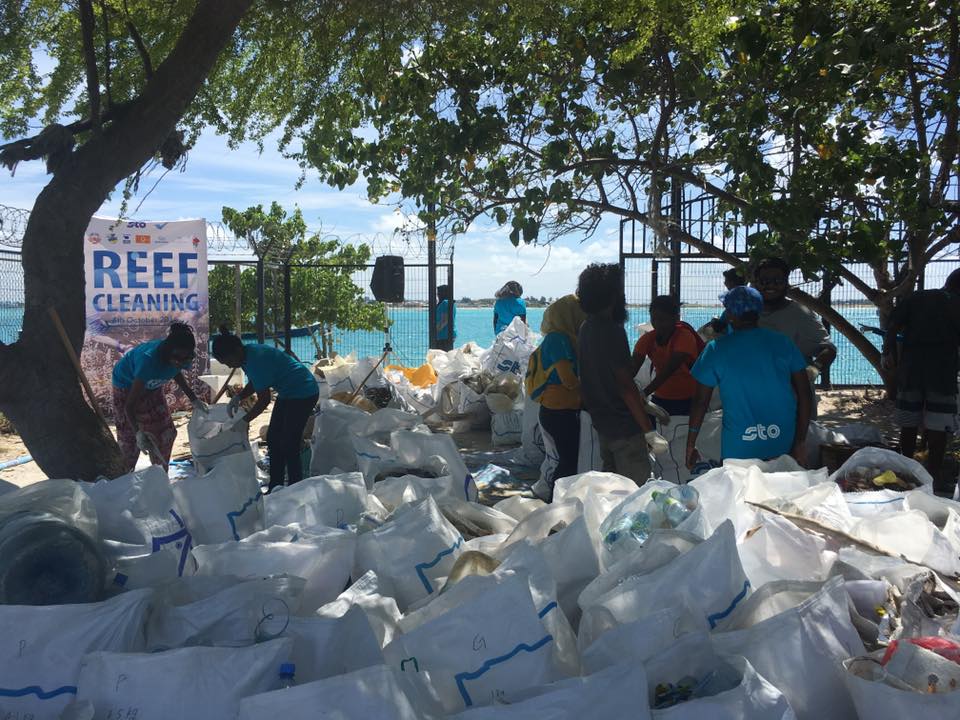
[112,321,207,471]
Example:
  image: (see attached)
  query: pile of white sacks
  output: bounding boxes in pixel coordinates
[4,398,960,720]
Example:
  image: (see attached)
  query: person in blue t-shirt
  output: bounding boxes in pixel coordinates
[686,286,811,467]
[435,284,457,351]
[212,327,319,491]
[493,281,527,335]
[112,322,207,471]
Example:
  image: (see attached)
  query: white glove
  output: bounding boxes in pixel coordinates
[135,430,157,456]
[192,398,209,415]
[645,400,671,426]
[645,430,670,455]
[805,365,820,383]
[227,395,242,418]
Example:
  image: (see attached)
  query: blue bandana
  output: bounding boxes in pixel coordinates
[721,286,764,316]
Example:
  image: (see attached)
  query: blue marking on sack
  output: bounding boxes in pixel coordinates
[707,580,751,629]
[463,474,473,501]
[356,451,382,460]
[227,494,262,541]
[537,601,557,618]
[151,509,193,576]
[414,537,464,594]
[846,497,905,506]
[454,634,554,707]
[0,685,77,700]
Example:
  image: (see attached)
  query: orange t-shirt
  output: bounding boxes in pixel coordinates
[632,323,701,400]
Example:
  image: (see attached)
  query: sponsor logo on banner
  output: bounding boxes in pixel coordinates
[191,236,201,247]
[122,233,132,244]
[135,234,151,244]
[106,233,119,245]
[156,236,169,244]
[154,222,169,229]
[87,233,101,244]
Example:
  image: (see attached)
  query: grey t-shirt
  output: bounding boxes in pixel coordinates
[759,300,834,362]
[577,315,640,439]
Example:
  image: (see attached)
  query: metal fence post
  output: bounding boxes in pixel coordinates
[427,206,438,349]
[283,263,292,354]
[256,257,265,344]
[234,263,242,334]
[446,261,454,346]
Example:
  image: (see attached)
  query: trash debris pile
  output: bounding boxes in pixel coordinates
[4,342,960,717]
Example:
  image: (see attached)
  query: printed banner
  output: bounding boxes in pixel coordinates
[81,217,209,417]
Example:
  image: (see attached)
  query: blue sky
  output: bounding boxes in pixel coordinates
[1,128,621,300]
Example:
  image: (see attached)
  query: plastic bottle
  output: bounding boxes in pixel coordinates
[278,663,296,689]
[602,511,651,554]
[651,491,692,528]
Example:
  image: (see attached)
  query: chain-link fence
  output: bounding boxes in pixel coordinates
[0,250,24,345]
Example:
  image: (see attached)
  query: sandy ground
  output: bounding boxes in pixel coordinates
[0,389,903,490]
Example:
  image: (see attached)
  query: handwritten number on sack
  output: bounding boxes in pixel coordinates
[472,634,487,651]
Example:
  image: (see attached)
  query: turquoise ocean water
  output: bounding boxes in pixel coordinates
[0,304,884,385]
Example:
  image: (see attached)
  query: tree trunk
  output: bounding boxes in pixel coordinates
[0,0,252,480]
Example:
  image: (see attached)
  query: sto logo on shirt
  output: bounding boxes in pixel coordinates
[742,424,781,441]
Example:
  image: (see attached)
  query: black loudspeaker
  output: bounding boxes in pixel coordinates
[370,255,405,302]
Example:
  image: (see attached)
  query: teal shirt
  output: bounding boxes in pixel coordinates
[691,327,807,460]
[112,339,185,390]
[494,296,526,334]
[243,344,318,399]
[436,300,456,341]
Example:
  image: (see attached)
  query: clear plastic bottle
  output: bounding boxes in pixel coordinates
[278,663,296,689]
[651,491,692,527]
[602,511,651,557]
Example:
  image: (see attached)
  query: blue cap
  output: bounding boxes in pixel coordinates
[280,663,295,676]
[721,286,764,316]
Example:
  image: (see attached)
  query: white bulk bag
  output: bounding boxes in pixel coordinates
[850,509,960,576]
[522,395,547,465]
[0,589,152,720]
[843,654,960,718]
[350,408,425,444]
[689,466,759,541]
[448,662,651,719]
[192,527,356,612]
[737,512,833,589]
[383,573,563,714]
[282,606,384,682]
[581,603,710,674]
[316,570,403,649]
[828,446,934,493]
[436,496,519,538]
[372,474,466,512]
[844,489,909,517]
[145,575,305,650]
[75,638,293,720]
[492,496,545,523]
[491,410,523,447]
[263,472,367,529]
[310,400,369,475]
[188,404,252,473]
[237,665,422,720]
[577,529,704,643]
[84,466,194,582]
[0,477,98,537]
[481,316,537,376]
[355,495,464,611]
[578,521,750,653]
[170,452,263,544]
[645,635,794,720]
[742,465,829,504]
[766,482,855,533]
[390,430,476,501]
[712,577,865,720]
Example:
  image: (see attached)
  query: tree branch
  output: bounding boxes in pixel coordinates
[79,0,101,133]
[99,0,112,109]
[123,0,154,80]
[923,224,960,265]
[837,266,880,303]
[933,5,959,205]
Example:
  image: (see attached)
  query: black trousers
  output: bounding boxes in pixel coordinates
[539,406,581,487]
[267,393,319,491]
